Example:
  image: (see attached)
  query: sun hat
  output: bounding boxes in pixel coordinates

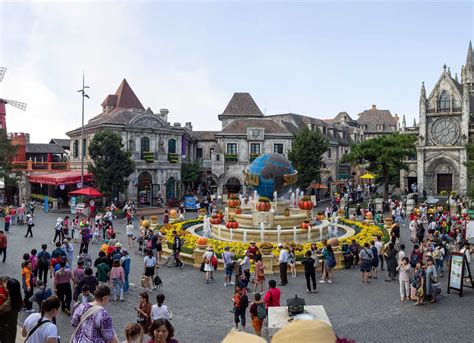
[278,243,284,248]
[221,329,266,343]
[57,217,62,222]
[115,242,122,248]
[272,320,337,343]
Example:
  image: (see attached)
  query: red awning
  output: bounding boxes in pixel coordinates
[69,187,103,197]
[28,171,93,186]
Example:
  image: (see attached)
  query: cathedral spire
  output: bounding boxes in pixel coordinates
[402,114,406,131]
[466,40,473,67]
[447,67,451,77]
[462,41,474,85]
[420,82,426,99]
[455,73,459,82]
[413,118,416,127]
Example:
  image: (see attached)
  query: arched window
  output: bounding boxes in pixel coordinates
[438,91,450,110]
[168,139,176,154]
[140,137,150,160]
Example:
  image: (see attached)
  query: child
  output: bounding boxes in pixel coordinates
[396,257,411,301]
[412,261,425,306]
[249,292,265,336]
[77,284,94,304]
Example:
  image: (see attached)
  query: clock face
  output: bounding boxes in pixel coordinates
[430,118,460,146]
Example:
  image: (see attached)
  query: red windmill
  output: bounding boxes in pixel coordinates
[0,67,27,132]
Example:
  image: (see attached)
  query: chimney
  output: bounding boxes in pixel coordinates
[173,122,181,127]
[160,108,169,122]
[185,122,193,130]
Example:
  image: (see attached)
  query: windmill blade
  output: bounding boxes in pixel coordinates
[3,98,27,111]
[0,67,6,82]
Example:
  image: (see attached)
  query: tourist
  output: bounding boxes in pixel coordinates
[396,244,406,265]
[121,249,131,294]
[222,246,235,287]
[94,251,109,269]
[72,260,86,301]
[9,207,16,227]
[163,210,169,224]
[320,244,335,284]
[22,295,61,342]
[71,285,119,342]
[29,280,53,310]
[54,260,72,315]
[21,260,34,312]
[96,257,110,287]
[136,292,152,332]
[71,215,79,243]
[4,211,11,233]
[432,243,446,277]
[232,286,248,331]
[0,231,6,263]
[396,257,411,301]
[253,254,265,294]
[110,259,125,301]
[0,278,23,342]
[412,261,425,306]
[384,243,398,282]
[147,318,178,343]
[25,213,34,238]
[249,292,266,336]
[202,246,216,283]
[301,250,318,293]
[277,243,289,286]
[341,243,352,269]
[349,239,360,267]
[410,244,423,268]
[78,284,94,304]
[79,222,92,254]
[310,242,320,272]
[359,243,373,284]
[374,236,385,271]
[52,218,63,244]
[416,221,425,244]
[144,250,157,291]
[247,241,259,262]
[151,293,172,321]
[171,231,184,269]
[288,246,297,277]
[36,244,51,284]
[78,267,98,295]
[370,241,380,279]
[460,242,471,281]
[240,251,251,284]
[263,279,281,309]
[126,223,135,249]
[425,257,439,303]
[62,238,74,266]
[124,323,144,343]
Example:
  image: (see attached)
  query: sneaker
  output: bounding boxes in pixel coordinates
[229,281,235,285]
[312,290,318,293]
[327,280,333,284]
[306,289,311,293]
[224,282,228,287]
[319,280,325,284]
[120,298,125,302]
[179,265,184,269]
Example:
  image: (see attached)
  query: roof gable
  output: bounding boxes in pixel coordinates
[113,79,145,110]
[221,93,263,116]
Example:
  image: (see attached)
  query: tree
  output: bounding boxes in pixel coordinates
[288,127,329,189]
[88,130,135,196]
[464,143,474,199]
[181,161,201,192]
[0,129,18,187]
[342,133,417,200]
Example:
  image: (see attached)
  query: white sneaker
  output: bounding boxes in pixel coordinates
[319,280,326,283]
[224,282,228,287]
[229,281,235,285]
[327,280,333,284]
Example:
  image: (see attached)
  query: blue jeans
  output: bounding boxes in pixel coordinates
[435,259,444,274]
[112,279,124,300]
[123,271,129,293]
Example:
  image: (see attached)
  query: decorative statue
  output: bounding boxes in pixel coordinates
[203,215,211,238]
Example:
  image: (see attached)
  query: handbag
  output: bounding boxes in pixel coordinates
[430,275,439,284]
[140,275,148,288]
[153,275,163,287]
[200,262,205,272]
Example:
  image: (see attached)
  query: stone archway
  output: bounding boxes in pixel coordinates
[138,171,153,205]
[425,157,459,194]
[224,177,242,194]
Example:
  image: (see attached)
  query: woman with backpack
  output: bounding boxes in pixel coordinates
[22,295,61,342]
[253,254,265,294]
[249,292,266,336]
[202,246,217,283]
[320,244,335,284]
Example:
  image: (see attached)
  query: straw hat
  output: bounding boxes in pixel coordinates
[272,320,337,343]
[221,329,266,343]
[57,217,63,222]
[115,242,122,248]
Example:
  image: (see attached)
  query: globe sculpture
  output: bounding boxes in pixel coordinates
[244,153,297,198]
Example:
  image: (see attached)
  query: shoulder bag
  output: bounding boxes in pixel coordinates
[70,305,103,343]
[25,319,51,342]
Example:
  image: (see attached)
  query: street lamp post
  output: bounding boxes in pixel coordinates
[77,73,89,189]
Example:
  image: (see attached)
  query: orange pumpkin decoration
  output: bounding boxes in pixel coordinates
[226,220,239,229]
[196,237,208,246]
[210,216,221,225]
[298,197,314,210]
[327,238,339,247]
[256,201,271,212]
[301,221,310,229]
[365,211,373,220]
[227,198,241,208]
[169,209,178,218]
[235,207,242,214]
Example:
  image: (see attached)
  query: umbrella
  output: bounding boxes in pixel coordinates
[69,187,103,197]
[360,172,376,179]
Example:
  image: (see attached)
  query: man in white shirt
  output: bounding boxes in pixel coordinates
[278,243,289,286]
[374,236,385,271]
[240,251,251,283]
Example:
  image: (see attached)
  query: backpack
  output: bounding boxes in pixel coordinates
[432,248,442,260]
[38,253,49,269]
[240,294,248,310]
[410,252,419,268]
[371,247,379,264]
[210,254,218,269]
[326,254,336,268]
[257,303,267,320]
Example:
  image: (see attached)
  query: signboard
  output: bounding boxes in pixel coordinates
[70,196,77,214]
[466,220,474,244]
[447,252,473,297]
[44,196,49,213]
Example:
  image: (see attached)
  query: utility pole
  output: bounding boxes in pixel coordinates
[77,73,89,188]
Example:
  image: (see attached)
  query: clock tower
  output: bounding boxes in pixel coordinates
[408,42,473,196]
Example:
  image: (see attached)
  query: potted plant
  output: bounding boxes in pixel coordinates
[298,196,313,210]
[258,242,274,255]
[301,220,311,229]
[256,196,272,212]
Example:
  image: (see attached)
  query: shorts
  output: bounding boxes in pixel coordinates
[151,248,157,256]
[145,266,155,277]
[361,260,372,272]
[127,233,134,237]
[225,263,233,276]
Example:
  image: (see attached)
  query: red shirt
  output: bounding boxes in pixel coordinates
[4,215,10,224]
[263,287,281,308]
[0,234,7,248]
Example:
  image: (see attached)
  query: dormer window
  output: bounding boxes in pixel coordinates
[377,124,384,131]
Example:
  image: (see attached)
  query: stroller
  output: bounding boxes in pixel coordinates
[135,236,146,255]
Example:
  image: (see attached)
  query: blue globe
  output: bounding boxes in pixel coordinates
[247,153,297,199]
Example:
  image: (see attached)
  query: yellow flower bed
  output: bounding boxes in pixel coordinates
[159,217,383,258]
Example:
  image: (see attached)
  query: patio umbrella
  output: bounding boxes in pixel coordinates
[69,187,103,197]
[360,172,376,179]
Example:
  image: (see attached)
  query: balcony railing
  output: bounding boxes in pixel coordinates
[225,153,238,162]
[142,151,154,163]
[168,153,179,163]
[427,107,462,114]
[11,161,69,172]
[249,153,261,162]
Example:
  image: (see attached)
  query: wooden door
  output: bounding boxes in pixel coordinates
[437,174,452,193]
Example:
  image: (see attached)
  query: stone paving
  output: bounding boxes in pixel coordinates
[1,210,473,343]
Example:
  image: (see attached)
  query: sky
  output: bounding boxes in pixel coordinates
[0,0,473,143]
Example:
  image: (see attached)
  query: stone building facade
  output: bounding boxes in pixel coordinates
[400,42,474,195]
[67,79,195,205]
